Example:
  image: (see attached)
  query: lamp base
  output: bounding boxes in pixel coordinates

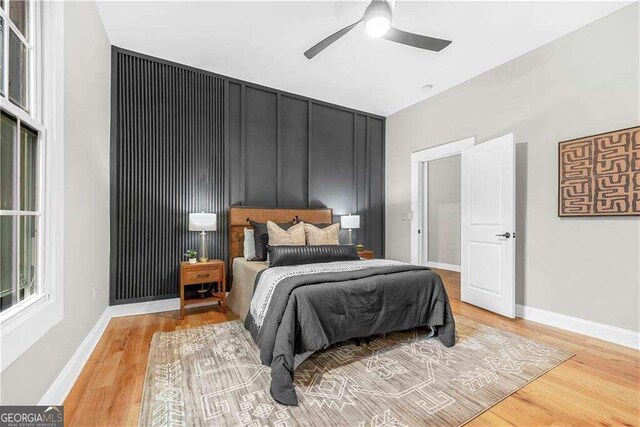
[199,231,208,263]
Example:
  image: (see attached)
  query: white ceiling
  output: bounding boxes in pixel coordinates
[96,1,630,116]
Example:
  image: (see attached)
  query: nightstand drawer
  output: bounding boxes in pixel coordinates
[184,268,221,284]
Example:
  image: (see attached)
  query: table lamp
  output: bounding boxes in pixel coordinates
[189,212,217,262]
[340,214,360,245]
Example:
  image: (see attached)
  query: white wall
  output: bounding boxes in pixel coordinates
[0,1,111,404]
[386,4,639,332]
[426,155,461,267]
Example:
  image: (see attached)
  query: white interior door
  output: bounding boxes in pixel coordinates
[461,134,515,318]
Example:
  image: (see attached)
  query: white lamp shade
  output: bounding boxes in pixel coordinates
[340,214,360,229]
[189,213,217,231]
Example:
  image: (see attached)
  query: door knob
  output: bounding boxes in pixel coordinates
[495,232,511,238]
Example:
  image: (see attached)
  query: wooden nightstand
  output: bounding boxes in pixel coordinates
[179,260,226,319]
[359,250,374,259]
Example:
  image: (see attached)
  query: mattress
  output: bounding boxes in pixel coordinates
[227,257,268,321]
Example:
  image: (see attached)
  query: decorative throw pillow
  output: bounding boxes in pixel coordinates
[267,244,360,267]
[243,228,256,259]
[249,220,293,261]
[304,223,340,245]
[267,221,306,246]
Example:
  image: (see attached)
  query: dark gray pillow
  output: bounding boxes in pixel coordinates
[267,245,360,267]
[249,220,293,261]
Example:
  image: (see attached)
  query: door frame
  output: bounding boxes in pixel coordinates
[410,137,475,266]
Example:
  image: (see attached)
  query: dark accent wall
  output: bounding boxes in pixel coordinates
[111,47,385,305]
[110,50,227,304]
[227,83,385,253]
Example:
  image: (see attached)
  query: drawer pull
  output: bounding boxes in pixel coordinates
[196,274,209,278]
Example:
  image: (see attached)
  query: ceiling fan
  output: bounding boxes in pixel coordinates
[304,0,452,59]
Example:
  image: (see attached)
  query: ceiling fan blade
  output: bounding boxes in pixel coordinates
[304,20,361,59]
[382,27,452,52]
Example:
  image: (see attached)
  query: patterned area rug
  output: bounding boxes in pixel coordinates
[139,318,572,426]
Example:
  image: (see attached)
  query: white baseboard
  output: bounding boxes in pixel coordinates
[425,262,461,272]
[516,304,640,350]
[38,307,112,405]
[38,298,181,405]
[109,298,180,318]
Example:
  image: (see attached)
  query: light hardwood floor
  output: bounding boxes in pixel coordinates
[64,269,640,426]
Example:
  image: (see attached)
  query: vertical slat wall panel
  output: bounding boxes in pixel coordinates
[227,82,242,206]
[111,51,226,305]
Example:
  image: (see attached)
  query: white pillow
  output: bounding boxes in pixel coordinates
[243,228,256,259]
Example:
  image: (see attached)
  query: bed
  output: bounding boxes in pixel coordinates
[226,207,328,320]
[227,207,456,406]
[226,257,267,320]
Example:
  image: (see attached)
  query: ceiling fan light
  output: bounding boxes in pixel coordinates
[365,16,390,38]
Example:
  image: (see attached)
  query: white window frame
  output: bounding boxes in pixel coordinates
[0,0,44,317]
[0,0,64,372]
[1,0,35,112]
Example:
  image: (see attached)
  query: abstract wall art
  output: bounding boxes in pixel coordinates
[558,126,640,217]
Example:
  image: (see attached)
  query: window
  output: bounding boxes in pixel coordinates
[0,0,41,317]
[0,0,62,372]
[2,0,32,111]
[1,113,39,313]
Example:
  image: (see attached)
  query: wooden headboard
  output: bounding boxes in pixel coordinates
[228,206,333,262]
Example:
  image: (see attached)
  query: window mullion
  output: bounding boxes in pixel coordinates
[31,0,37,119]
[14,117,21,304]
[5,19,30,48]
[10,215,17,306]
[11,26,28,48]
[0,98,43,131]
[2,7,8,97]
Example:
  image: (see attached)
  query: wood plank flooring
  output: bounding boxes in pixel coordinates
[63,269,640,426]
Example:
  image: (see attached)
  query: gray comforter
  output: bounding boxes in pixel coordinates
[244,260,455,406]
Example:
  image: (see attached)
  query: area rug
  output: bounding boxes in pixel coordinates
[139,317,573,426]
